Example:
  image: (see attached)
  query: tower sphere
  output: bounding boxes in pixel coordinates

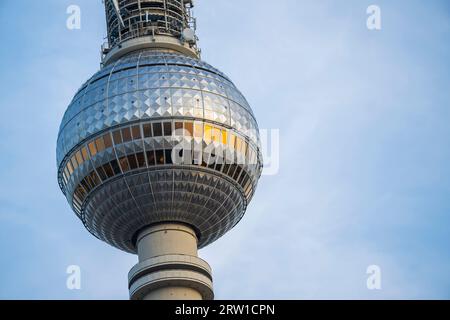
[56,50,262,253]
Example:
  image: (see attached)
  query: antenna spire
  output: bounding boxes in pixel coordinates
[102,0,200,64]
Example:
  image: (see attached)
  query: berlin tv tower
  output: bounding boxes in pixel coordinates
[57,0,262,300]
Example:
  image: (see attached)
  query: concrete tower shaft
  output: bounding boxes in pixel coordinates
[129,224,214,300]
[102,0,199,64]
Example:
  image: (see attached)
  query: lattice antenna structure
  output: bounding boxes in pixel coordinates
[101,0,200,65]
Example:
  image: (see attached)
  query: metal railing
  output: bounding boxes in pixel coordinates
[104,0,198,50]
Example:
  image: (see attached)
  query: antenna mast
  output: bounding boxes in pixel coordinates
[102,0,199,65]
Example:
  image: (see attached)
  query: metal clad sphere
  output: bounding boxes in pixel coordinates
[57,51,262,253]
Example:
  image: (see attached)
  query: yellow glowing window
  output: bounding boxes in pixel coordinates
[194,123,203,138]
[88,141,97,157]
[222,130,228,145]
[185,122,193,137]
[81,147,89,161]
[75,151,83,166]
[95,137,106,152]
[67,161,74,175]
[204,125,212,142]
[236,138,242,153]
[71,156,78,170]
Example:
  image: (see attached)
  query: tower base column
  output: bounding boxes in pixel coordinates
[128,223,214,300]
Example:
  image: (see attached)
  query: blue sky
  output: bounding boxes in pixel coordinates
[0,0,449,299]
